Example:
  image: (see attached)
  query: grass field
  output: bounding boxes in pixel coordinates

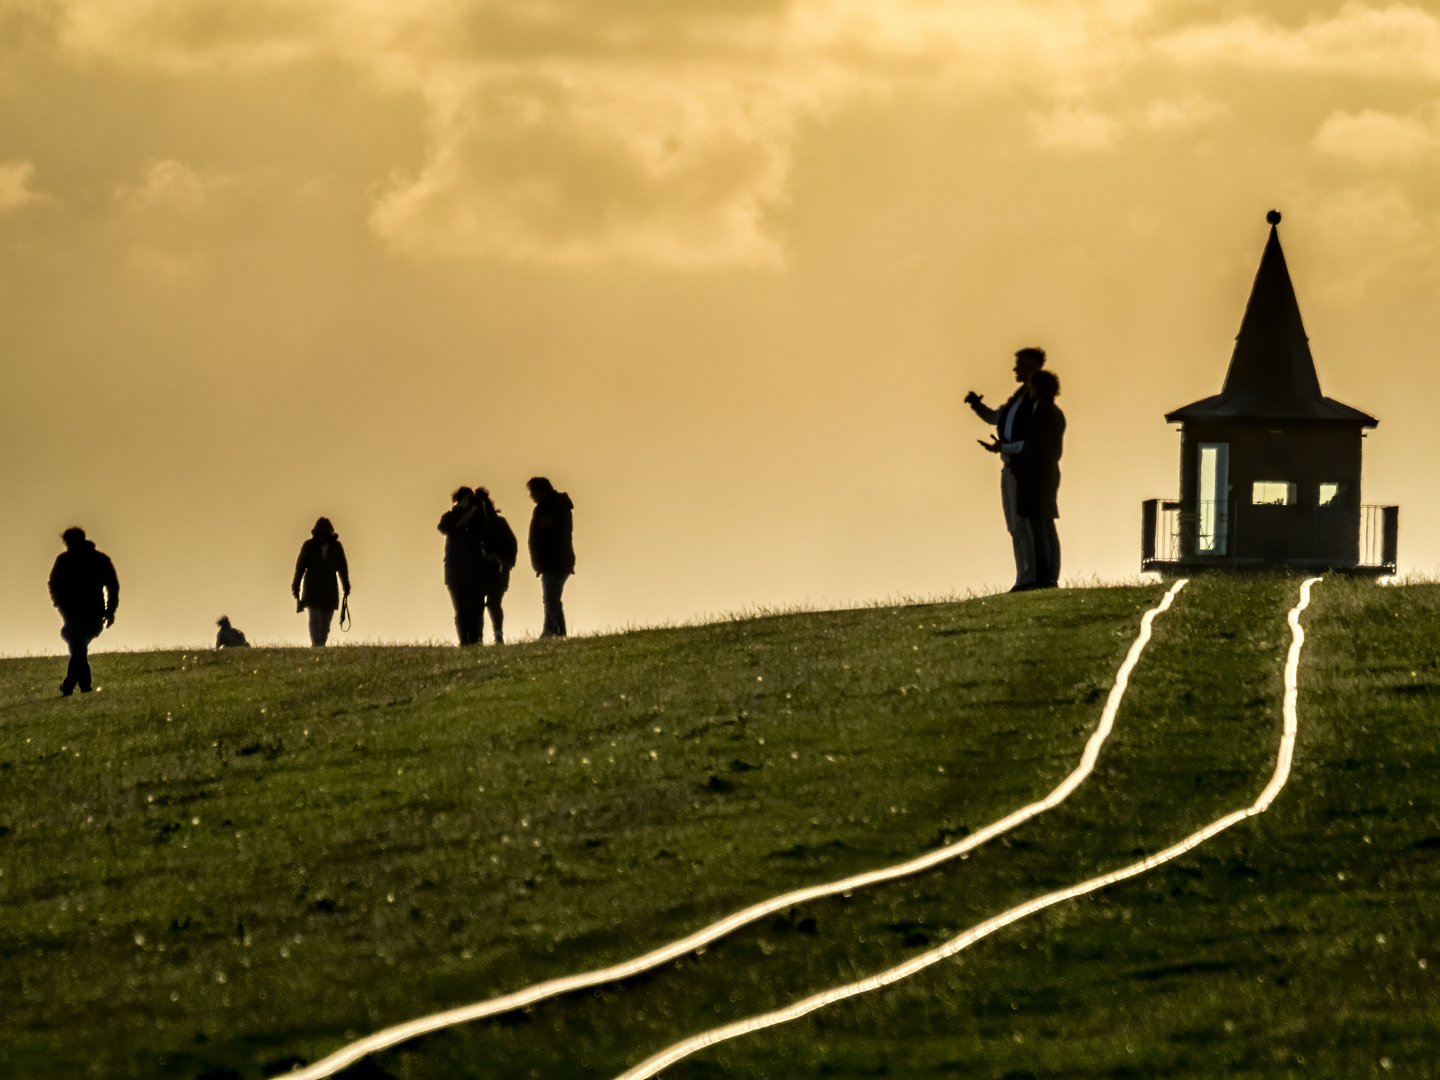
[1,575,1437,1079]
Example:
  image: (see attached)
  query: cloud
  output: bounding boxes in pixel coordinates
[1139,95,1228,131]
[25,1,1440,265]
[369,66,807,266]
[1295,183,1440,295]
[0,160,46,213]
[115,159,229,213]
[125,242,211,283]
[1030,105,1122,151]
[1159,4,1440,81]
[1313,104,1440,164]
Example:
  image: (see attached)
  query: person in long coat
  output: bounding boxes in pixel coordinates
[526,477,575,638]
[474,487,518,645]
[438,488,487,645]
[48,526,119,695]
[291,517,350,646]
[1016,369,1065,589]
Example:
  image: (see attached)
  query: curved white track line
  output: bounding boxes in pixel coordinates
[613,577,1319,1080]
[287,581,1188,1080]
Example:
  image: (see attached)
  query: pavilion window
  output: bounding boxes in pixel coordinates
[1318,481,1348,508]
[1196,443,1229,554]
[1252,481,1296,506]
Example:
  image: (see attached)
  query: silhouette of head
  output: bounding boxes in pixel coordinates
[527,477,554,503]
[217,616,232,629]
[451,486,474,505]
[311,517,336,540]
[1029,370,1060,401]
[473,486,496,511]
[61,527,86,549]
[1013,347,1046,383]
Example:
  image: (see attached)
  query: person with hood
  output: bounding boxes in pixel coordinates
[291,517,350,646]
[474,487,518,645]
[1015,369,1066,589]
[526,477,574,638]
[47,526,120,696]
[437,487,488,645]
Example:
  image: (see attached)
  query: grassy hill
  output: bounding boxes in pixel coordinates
[1,575,1437,1079]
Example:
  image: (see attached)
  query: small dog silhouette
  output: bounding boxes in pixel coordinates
[216,616,250,649]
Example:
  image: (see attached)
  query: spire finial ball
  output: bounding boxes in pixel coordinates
[1266,209,1282,225]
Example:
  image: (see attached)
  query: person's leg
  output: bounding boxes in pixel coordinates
[60,620,99,694]
[1028,516,1059,587]
[75,627,94,691]
[448,584,468,645]
[1001,467,1036,590]
[309,606,335,646]
[61,623,80,695]
[540,572,568,638]
[485,572,507,644]
[461,585,483,646]
[1044,518,1061,586]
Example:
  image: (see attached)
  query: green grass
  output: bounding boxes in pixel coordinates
[1,576,1437,1079]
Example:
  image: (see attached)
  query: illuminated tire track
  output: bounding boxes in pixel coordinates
[287,580,1188,1080]
[613,578,1320,1080]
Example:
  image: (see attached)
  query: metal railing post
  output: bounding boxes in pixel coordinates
[1382,506,1399,572]
[1141,499,1157,565]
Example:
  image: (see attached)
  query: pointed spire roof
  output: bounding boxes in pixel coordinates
[1166,211,1377,425]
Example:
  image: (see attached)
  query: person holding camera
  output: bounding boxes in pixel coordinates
[965,346,1047,591]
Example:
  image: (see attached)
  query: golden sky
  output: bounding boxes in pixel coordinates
[2,0,1438,651]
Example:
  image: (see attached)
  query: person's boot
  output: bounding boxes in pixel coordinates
[60,681,74,697]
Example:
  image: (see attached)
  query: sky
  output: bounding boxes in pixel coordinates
[2,0,1438,653]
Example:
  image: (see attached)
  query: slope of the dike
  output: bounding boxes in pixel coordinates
[1,575,1436,1079]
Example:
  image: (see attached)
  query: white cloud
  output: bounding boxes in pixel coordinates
[1030,105,1122,151]
[125,242,211,283]
[0,160,46,213]
[1159,4,1440,81]
[116,159,228,213]
[1139,95,1228,131]
[1313,104,1440,164]
[1295,183,1440,295]
[26,1,1440,265]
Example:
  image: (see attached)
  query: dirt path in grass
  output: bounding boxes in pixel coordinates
[613,577,1322,1080]
[287,580,1188,1080]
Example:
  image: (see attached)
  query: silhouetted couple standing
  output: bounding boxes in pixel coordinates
[48,527,119,696]
[438,487,518,645]
[967,347,1065,591]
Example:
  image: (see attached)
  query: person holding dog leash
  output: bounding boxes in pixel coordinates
[291,516,351,646]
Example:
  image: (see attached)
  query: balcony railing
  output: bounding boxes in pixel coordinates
[1142,499,1398,572]
[1360,504,1399,572]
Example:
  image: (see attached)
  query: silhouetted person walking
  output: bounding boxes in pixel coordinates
[215,616,249,648]
[47,527,119,696]
[967,346,1047,591]
[475,487,518,644]
[527,477,574,638]
[1017,369,1065,589]
[438,488,489,645]
[291,517,350,646]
